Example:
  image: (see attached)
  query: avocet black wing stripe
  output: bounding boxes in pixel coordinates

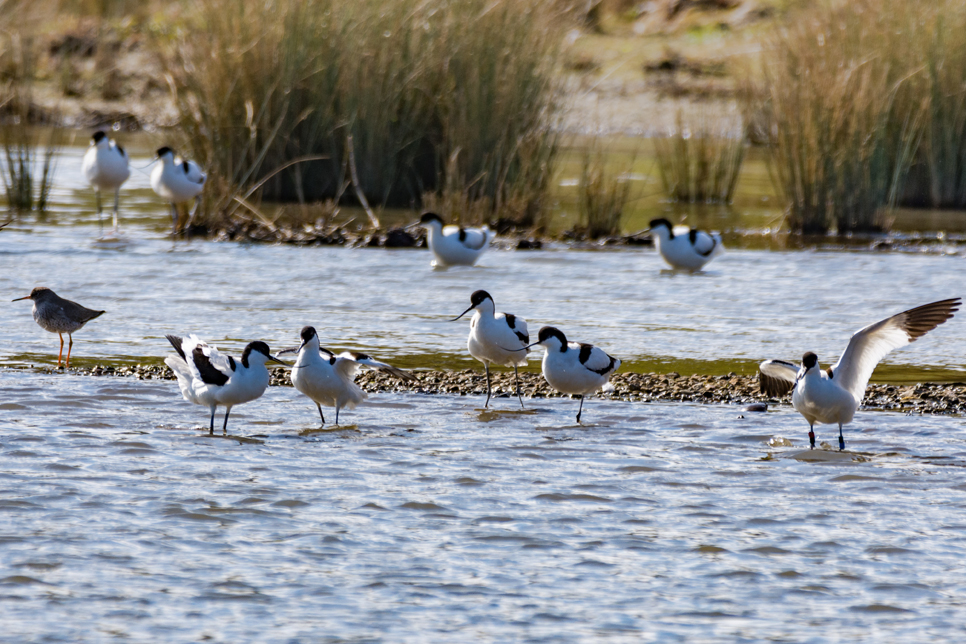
[165,334,186,361]
[578,343,617,375]
[191,346,230,386]
[504,313,529,344]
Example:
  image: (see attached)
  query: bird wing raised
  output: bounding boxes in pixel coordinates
[831,298,960,402]
[170,334,234,387]
[575,342,619,375]
[336,351,417,382]
[759,360,798,397]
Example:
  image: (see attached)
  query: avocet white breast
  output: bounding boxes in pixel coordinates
[165,334,287,435]
[452,290,529,407]
[418,212,495,267]
[520,326,620,423]
[151,147,207,235]
[648,218,723,271]
[82,130,130,233]
[759,298,960,450]
[280,326,416,426]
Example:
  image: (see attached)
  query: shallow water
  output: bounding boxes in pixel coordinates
[2,370,966,642]
[4,141,966,641]
[3,213,966,380]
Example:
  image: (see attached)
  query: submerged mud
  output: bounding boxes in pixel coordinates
[27,364,966,415]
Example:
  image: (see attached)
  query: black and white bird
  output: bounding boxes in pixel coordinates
[82,130,130,233]
[164,334,288,435]
[151,147,206,235]
[12,287,105,368]
[418,213,495,267]
[517,326,620,423]
[452,290,530,407]
[759,298,960,450]
[648,218,723,271]
[280,326,417,426]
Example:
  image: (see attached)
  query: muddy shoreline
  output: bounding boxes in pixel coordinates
[16,364,966,416]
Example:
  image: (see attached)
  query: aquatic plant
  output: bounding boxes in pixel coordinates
[577,141,633,238]
[654,110,744,204]
[747,0,926,234]
[900,1,966,208]
[0,33,61,214]
[157,0,563,230]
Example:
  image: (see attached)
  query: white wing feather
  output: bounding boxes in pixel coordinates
[334,352,417,382]
[831,298,960,403]
[759,360,798,397]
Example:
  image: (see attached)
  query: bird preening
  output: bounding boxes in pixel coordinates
[759,297,961,450]
[164,334,288,435]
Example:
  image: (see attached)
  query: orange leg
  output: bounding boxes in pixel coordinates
[57,333,64,368]
[66,334,74,368]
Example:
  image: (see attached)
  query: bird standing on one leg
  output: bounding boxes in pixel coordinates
[280,326,416,426]
[515,326,620,423]
[12,287,105,369]
[759,297,960,450]
[164,334,288,435]
[151,147,206,236]
[82,131,130,234]
[451,290,530,408]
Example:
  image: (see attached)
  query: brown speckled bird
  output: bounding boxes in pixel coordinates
[12,287,105,368]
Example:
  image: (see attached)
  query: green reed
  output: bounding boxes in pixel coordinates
[157,0,563,230]
[654,110,744,204]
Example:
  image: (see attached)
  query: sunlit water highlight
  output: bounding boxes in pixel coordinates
[2,370,966,642]
[3,143,966,641]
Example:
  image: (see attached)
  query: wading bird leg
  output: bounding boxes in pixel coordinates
[57,333,64,368]
[171,203,180,237]
[317,403,326,425]
[484,362,492,408]
[209,406,216,435]
[838,424,845,451]
[514,365,524,408]
[187,196,200,228]
[576,395,584,423]
[335,405,340,426]
[808,424,815,449]
[66,334,73,368]
[222,407,232,436]
[95,191,103,234]
[112,188,120,232]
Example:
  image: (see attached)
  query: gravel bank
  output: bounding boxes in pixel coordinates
[21,364,966,416]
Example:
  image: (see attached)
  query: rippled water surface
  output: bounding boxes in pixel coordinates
[3,143,966,641]
[2,370,966,642]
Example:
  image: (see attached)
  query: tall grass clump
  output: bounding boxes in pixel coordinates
[577,142,634,238]
[654,110,744,203]
[0,32,61,214]
[158,0,562,229]
[746,0,926,234]
[900,1,966,208]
